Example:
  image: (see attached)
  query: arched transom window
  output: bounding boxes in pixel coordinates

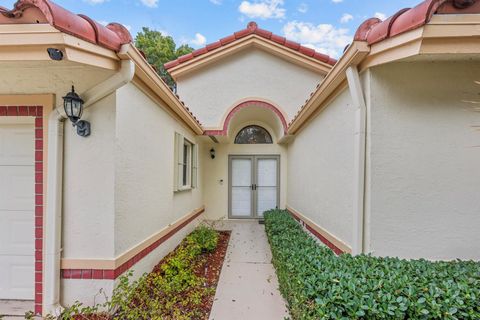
[234,125,273,144]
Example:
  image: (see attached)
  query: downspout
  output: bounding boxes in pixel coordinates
[346,66,367,256]
[44,55,135,316]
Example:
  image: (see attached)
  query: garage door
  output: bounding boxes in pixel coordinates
[0,124,34,300]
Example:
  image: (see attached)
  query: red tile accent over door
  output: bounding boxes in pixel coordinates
[0,105,44,315]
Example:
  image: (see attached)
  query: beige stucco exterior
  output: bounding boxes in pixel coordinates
[1,7,480,315]
[114,82,203,255]
[176,48,324,129]
[287,88,356,248]
[365,60,480,260]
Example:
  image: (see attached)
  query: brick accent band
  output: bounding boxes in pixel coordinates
[0,105,44,315]
[287,207,346,255]
[61,207,205,280]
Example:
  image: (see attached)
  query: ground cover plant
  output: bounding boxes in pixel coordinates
[264,209,480,320]
[58,225,230,320]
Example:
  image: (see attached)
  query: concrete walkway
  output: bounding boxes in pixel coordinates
[209,220,290,320]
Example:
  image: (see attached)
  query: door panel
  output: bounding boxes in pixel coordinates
[0,124,34,300]
[230,158,253,217]
[256,158,279,217]
[256,187,277,217]
[229,155,279,219]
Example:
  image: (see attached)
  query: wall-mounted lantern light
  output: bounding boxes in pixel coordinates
[63,86,91,137]
[210,148,216,159]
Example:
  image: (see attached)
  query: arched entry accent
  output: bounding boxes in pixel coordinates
[203,100,288,136]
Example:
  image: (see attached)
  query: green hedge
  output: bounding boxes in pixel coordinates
[264,209,480,320]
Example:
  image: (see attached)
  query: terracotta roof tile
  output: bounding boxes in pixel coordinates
[354,0,479,45]
[165,21,337,70]
[0,0,131,52]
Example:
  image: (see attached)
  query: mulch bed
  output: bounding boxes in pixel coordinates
[73,230,230,320]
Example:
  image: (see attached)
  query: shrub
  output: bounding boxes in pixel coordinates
[59,225,220,320]
[264,209,480,320]
[187,225,219,252]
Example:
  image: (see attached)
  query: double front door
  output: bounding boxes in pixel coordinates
[229,155,280,219]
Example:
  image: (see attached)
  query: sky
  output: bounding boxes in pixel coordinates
[3,0,421,58]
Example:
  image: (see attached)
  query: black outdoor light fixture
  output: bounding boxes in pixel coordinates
[210,148,216,159]
[63,86,91,137]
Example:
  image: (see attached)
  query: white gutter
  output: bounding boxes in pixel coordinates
[44,53,134,316]
[346,66,367,256]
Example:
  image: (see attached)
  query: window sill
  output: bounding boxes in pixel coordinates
[175,186,192,193]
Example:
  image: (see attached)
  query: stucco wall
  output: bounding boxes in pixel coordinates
[287,88,355,246]
[114,83,203,256]
[367,61,480,260]
[63,94,116,259]
[175,48,323,128]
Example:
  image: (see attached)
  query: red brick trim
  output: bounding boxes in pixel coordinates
[0,105,44,315]
[287,208,345,255]
[203,100,288,136]
[61,207,205,280]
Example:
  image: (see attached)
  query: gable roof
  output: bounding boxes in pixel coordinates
[164,21,337,78]
[0,0,132,52]
[288,0,480,134]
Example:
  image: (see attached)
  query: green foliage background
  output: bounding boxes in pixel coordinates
[134,27,193,88]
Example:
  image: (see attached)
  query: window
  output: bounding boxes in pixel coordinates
[234,125,273,144]
[174,132,198,191]
[182,141,191,187]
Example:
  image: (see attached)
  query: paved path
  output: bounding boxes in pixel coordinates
[209,220,290,320]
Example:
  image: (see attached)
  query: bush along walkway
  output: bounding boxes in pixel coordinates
[264,210,480,320]
[58,226,230,320]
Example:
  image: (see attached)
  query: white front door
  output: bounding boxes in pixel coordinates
[0,124,35,300]
[229,155,279,218]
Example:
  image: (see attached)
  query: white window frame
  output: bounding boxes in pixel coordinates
[174,132,198,192]
[181,140,192,189]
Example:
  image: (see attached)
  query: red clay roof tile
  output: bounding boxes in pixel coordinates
[165,21,337,70]
[0,0,132,52]
[354,0,479,45]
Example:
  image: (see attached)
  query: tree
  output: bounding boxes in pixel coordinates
[135,27,194,89]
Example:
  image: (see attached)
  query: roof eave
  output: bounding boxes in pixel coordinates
[119,44,204,135]
[0,23,119,69]
[167,34,334,80]
[288,41,370,135]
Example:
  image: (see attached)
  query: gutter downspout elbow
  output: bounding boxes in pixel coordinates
[346,66,367,256]
[83,58,135,108]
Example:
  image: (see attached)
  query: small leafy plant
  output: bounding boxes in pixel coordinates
[58,225,220,320]
[264,209,480,320]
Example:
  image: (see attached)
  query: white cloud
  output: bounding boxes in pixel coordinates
[340,13,353,24]
[283,21,352,58]
[190,33,207,46]
[140,0,158,8]
[298,3,308,13]
[238,0,286,19]
[83,0,108,4]
[374,12,387,20]
[331,0,343,3]
[210,0,222,4]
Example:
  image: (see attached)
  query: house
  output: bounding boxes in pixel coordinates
[0,0,478,316]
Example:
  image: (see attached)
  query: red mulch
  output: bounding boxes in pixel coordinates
[73,230,231,320]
